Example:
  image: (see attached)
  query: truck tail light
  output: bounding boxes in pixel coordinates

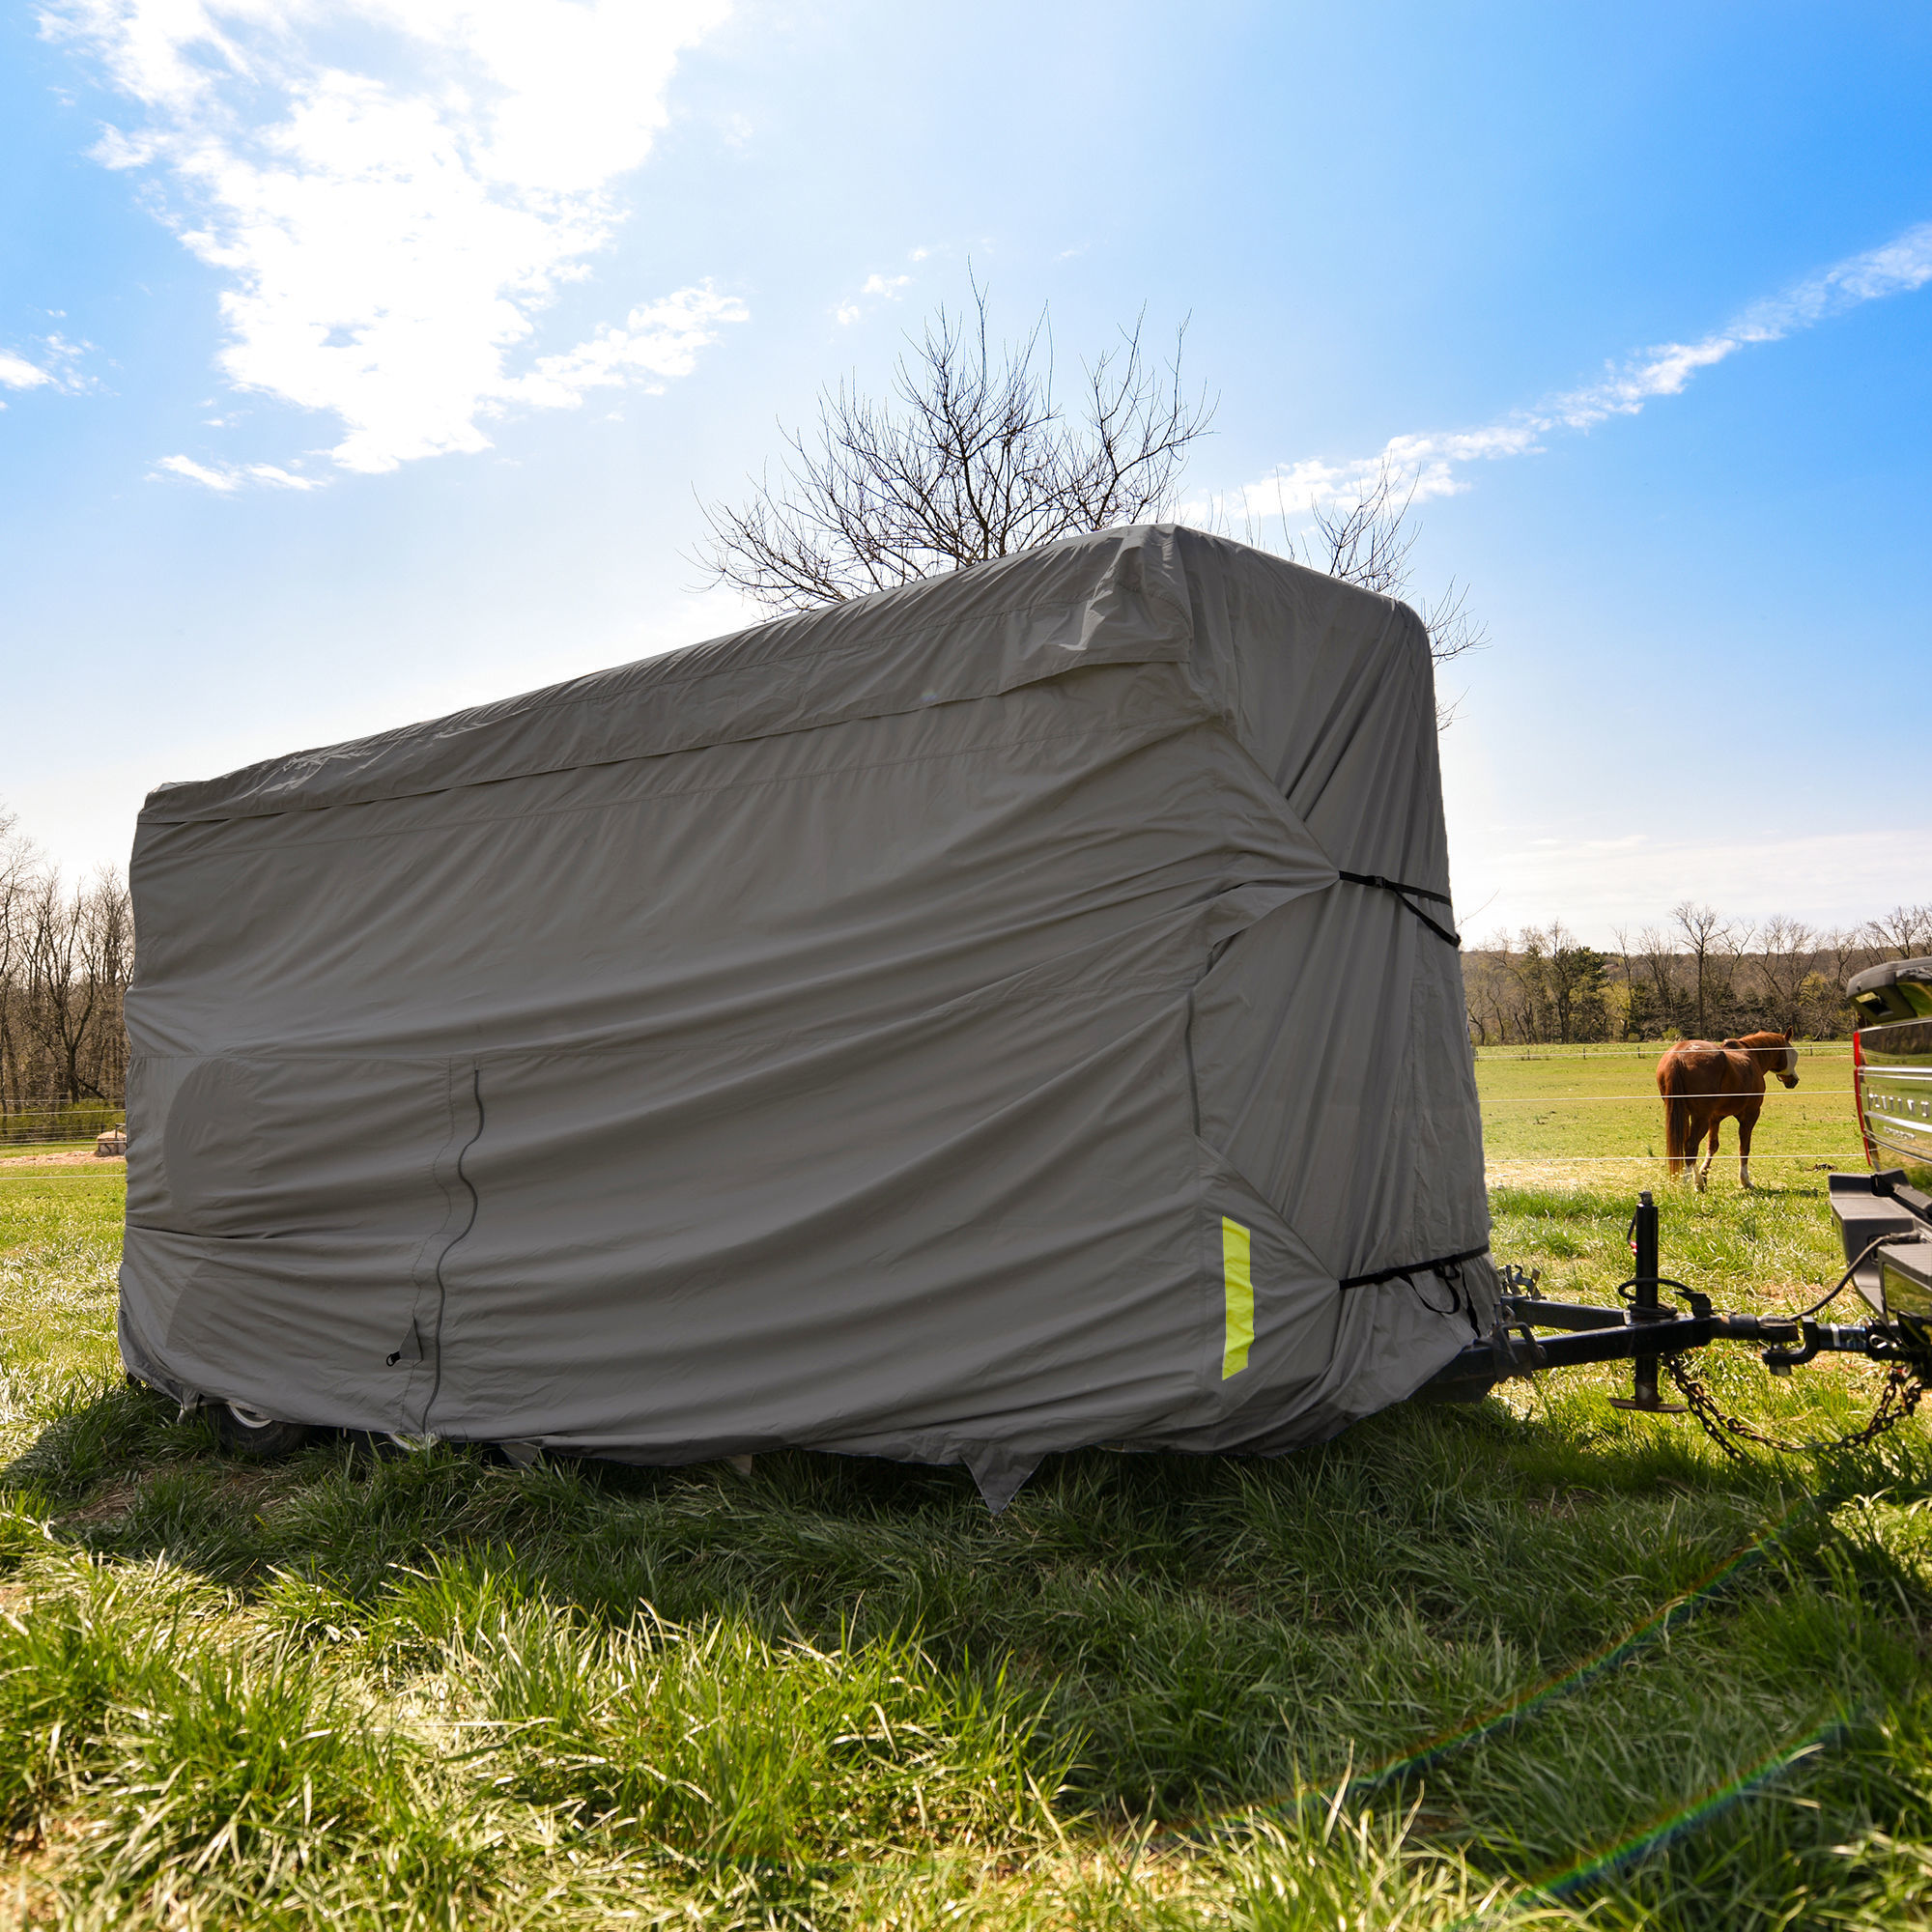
[1854,1027,1879,1169]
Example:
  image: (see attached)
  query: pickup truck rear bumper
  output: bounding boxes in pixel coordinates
[1829,1171,1929,1314]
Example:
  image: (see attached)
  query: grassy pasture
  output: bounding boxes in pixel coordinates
[0,1104,125,1151]
[1,1065,1928,1928]
[1476,1041,1861,1181]
[0,1145,123,1164]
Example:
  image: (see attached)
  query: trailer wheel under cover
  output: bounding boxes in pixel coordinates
[212,1401,312,1460]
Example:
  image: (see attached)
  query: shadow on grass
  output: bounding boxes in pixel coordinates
[13,1368,1911,1829]
[6,1372,1932,1932]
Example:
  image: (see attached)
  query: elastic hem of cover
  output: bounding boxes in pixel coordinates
[1335,869,1461,948]
[1338,1243,1492,1292]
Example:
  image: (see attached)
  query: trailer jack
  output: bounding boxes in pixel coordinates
[1417,1190,1932,1454]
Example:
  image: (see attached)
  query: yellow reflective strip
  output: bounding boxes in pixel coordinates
[1221,1216,1253,1378]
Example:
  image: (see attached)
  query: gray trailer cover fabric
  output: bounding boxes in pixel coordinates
[120,526,1496,1506]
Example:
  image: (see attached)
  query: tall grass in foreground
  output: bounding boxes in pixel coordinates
[1,1168,1929,1927]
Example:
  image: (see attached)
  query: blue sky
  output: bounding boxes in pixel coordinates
[3,0,1928,945]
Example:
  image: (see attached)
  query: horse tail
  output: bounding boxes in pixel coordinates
[1658,1056,1689,1170]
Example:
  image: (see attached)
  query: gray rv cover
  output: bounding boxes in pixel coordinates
[120,526,1496,1506]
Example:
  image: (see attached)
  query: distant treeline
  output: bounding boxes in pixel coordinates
[1464,903,1931,1045]
[0,814,131,1122]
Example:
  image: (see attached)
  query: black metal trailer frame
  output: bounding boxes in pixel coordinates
[1417,1173,1932,1432]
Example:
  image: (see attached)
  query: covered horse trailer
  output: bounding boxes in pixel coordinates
[119,526,1498,1507]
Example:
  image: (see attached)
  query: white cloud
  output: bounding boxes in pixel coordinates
[834,269,915,326]
[46,0,739,477]
[247,461,321,488]
[1553,221,1932,429]
[1216,219,1932,525]
[155,452,325,490]
[499,284,747,407]
[0,352,53,390]
[155,454,239,490]
[0,334,95,397]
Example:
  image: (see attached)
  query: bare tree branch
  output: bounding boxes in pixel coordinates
[0,809,132,1123]
[1753,914,1819,1036]
[696,277,1214,613]
[1866,904,1932,960]
[1216,457,1491,724]
[699,285,1486,729]
[1299,462,1420,597]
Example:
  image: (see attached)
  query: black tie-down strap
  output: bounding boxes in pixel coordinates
[1340,1242,1491,1296]
[1336,869,1461,949]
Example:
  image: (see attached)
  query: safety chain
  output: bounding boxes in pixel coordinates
[1662,1350,1926,1462]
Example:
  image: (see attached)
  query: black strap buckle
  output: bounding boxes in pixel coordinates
[1335,869,1461,948]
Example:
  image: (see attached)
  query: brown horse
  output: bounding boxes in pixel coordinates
[1656,1030,1799,1190]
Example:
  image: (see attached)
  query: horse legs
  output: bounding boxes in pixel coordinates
[1738,1103,1761,1189]
[1696,1114,1719,1192]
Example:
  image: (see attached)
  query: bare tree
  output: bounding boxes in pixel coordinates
[23,870,107,1104]
[1465,907,1912,1046]
[80,869,133,1104]
[1609,925,1655,1039]
[0,808,134,1126]
[1670,901,1742,1039]
[1753,914,1818,1035]
[697,280,1212,612]
[1817,925,1870,1032]
[1296,465,1418,599]
[0,810,29,1116]
[1463,931,1522,1043]
[1634,925,1683,1035]
[699,286,1485,731]
[1867,904,1932,960]
[1288,462,1488,677]
[1198,460,1490,727]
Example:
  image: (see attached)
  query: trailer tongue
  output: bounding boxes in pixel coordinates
[1417,1181,1932,1457]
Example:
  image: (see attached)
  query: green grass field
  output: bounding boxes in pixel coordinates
[0,1143,121,1162]
[1476,1041,1861,1179]
[1,1058,1927,1929]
